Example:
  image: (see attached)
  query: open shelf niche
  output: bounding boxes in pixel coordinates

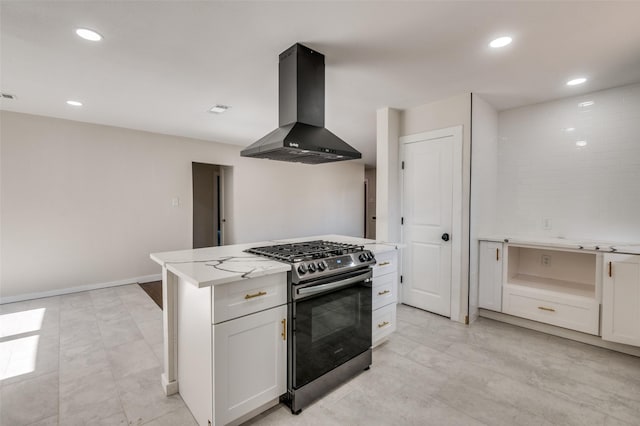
[506,245,597,300]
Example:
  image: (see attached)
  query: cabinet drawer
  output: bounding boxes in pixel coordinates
[213,273,287,324]
[373,273,397,310]
[372,251,398,278]
[372,303,397,346]
[502,284,599,335]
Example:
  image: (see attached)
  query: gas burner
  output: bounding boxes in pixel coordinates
[246,240,364,263]
[245,240,375,283]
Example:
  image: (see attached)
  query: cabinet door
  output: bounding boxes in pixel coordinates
[478,241,503,311]
[602,254,640,347]
[214,304,287,425]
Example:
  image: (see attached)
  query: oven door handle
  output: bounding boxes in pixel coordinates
[296,272,372,298]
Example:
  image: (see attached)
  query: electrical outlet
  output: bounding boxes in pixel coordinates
[171,197,180,207]
[543,218,552,230]
[541,255,551,266]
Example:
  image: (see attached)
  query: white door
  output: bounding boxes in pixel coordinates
[401,127,462,317]
[602,254,640,347]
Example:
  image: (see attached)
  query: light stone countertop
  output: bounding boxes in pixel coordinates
[478,235,640,255]
[150,234,403,288]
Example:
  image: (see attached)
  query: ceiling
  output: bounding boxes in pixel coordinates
[2,1,640,166]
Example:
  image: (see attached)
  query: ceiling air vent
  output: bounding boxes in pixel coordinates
[1,93,16,99]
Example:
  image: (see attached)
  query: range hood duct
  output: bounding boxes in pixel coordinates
[241,43,361,164]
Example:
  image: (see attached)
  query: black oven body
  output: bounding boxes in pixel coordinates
[286,268,372,413]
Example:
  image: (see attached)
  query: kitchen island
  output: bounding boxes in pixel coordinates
[150,235,401,426]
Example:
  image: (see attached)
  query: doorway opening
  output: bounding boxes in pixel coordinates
[364,167,377,240]
[192,162,230,249]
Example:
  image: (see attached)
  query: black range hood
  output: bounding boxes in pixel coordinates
[241,43,361,164]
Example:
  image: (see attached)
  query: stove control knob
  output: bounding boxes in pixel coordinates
[307,262,317,273]
[359,253,367,262]
[298,264,307,275]
[367,252,374,261]
[318,260,327,271]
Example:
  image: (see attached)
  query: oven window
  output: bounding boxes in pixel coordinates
[294,283,371,388]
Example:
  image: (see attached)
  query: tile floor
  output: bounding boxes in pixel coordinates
[1,284,639,426]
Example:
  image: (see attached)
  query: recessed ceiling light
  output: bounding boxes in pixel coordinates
[576,140,587,147]
[489,36,512,48]
[75,28,102,42]
[567,77,587,86]
[578,101,594,108]
[66,100,83,107]
[565,127,575,132]
[208,105,231,114]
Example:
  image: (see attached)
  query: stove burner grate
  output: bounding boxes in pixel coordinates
[245,240,364,263]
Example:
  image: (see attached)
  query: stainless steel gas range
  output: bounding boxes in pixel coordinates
[245,240,375,413]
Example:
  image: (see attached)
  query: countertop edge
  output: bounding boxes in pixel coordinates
[477,235,640,255]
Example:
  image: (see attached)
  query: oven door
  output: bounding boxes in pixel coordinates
[291,268,372,389]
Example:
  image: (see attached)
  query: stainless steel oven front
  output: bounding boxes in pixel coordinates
[286,267,372,413]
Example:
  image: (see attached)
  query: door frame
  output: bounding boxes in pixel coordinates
[399,125,464,321]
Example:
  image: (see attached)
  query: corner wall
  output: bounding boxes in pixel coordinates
[0,111,364,301]
[469,94,499,321]
[377,94,471,323]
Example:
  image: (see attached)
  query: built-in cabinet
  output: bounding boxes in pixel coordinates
[371,250,398,346]
[214,305,287,426]
[502,245,600,335]
[478,239,640,350]
[212,274,287,426]
[602,254,640,347]
[478,241,503,312]
[178,273,288,426]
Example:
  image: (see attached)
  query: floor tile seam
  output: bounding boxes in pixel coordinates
[477,316,628,363]
[485,375,609,425]
[444,330,597,377]
[137,406,186,425]
[419,392,493,426]
[443,340,575,378]
[101,333,133,426]
[430,379,548,425]
[529,362,640,405]
[133,323,163,367]
[410,343,599,416]
[394,329,455,352]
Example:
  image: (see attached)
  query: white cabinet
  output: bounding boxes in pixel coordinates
[371,250,398,346]
[478,241,503,312]
[176,273,287,426]
[602,254,640,347]
[502,245,600,335]
[213,305,287,425]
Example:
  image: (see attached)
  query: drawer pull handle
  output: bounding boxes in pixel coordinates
[378,261,390,267]
[281,319,286,341]
[496,248,500,261]
[608,261,612,277]
[245,291,267,300]
[538,306,555,312]
[378,321,390,328]
[378,290,391,296]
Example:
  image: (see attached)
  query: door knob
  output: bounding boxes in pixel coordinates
[441,233,450,242]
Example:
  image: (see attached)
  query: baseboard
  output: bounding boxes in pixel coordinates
[479,309,640,358]
[0,273,162,304]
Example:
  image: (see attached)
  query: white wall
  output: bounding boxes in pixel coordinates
[0,111,364,301]
[469,94,499,321]
[497,83,640,243]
